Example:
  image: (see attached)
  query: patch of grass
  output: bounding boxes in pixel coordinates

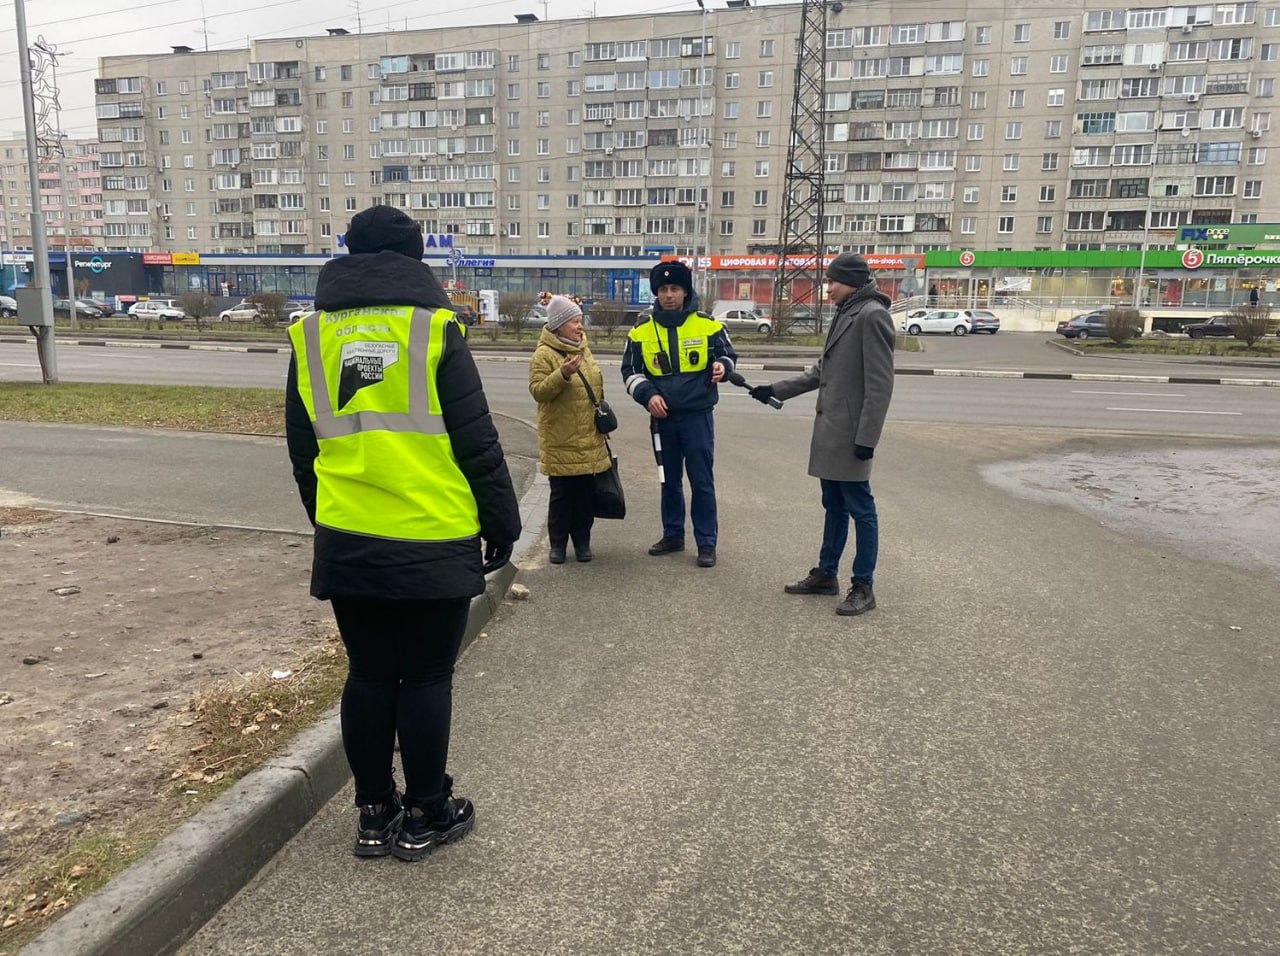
[0,637,347,954]
[1079,338,1280,357]
[0,383,284,435]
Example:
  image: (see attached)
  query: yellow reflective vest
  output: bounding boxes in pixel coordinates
[287,305,480,543]
[627,311,722,377]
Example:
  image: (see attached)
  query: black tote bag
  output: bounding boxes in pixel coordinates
[592,442,626,519]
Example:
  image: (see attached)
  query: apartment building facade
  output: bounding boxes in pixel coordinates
[93,0,1280,259]
[0,137,104,253]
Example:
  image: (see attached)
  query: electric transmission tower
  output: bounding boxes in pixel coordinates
[771,0,831,333]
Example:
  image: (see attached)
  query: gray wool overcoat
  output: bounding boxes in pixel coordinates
[770,284,896,483]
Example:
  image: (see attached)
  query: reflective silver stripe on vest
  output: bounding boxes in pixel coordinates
[302,307,447,438]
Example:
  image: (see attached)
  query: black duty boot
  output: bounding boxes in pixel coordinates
[785,568,840,595]
[574,536,593,562]
[696,546,717,568]
[648,536,685,556]
[393,777,475,862]
[549,545,567,564]
[836,581,877,616]
[354,790,404,858]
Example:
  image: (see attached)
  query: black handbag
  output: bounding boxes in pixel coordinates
[592,441,626,519]
[576,370,618,434]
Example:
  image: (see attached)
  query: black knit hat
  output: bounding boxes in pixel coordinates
[650,261,694,299]
[825,252,873,288]
[344,205,425,260]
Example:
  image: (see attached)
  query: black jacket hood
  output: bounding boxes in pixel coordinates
[314,251,452,312]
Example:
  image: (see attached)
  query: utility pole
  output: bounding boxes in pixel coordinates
[771,0,829,335]
[15,2,58,382]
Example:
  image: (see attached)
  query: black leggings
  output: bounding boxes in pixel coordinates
[331,597,470,810]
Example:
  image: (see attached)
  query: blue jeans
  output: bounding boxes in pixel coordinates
[655,411,717,548]
[817,479,878,586]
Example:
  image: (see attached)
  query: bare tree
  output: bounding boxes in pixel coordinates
[249,291,288,326]
[589,298,628,340]
[769,302,801,339]
[74,278,91,298]
[1228,303,1274,347]
[1104,307,1143,345]
[177,291,215,332]
[500,290,540,339]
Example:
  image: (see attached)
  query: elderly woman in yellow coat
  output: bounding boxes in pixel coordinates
[529,295,612,564]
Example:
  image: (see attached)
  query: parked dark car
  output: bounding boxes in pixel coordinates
[1056,311,1143,340]
[87,298,116,317]
[52,298,105,319]
[1185,315,1236,338]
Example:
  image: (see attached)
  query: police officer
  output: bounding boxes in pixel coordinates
[621,261,737,568]
[285,205,521,861]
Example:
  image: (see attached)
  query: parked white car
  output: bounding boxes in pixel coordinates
[902,310,971,336]
[128,300,187,320]
[0,294,16,317]
[218,300,262,322]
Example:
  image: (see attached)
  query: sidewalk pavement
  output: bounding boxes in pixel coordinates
[133,425,1280,952]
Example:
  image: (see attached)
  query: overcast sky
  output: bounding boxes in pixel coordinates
[0,0,744,139]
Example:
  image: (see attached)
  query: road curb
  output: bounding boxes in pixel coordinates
[18,473,551,956]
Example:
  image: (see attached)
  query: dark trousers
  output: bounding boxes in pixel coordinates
[547,473,597,549]
[331,597,469,811]
[655,410,717,548]
[817,479,879,587]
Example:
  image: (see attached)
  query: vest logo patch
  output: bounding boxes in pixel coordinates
[338,341,400,410]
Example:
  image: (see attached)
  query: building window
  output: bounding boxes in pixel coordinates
[1047,89,1065,107]
[972,59,989,77]
[975,26,991,45]
[1008,89,1025,108]
[1013,23,1030,42]
[1001,185,1017,202]
[752,218,768,236]
[760,40,774,56]
[1042,152,1059,171]
[1003,153,1020,171]
[963,186,979,202]
[758,71,774,88]
[1040,185,1056,201]
[1011,57,1028,76]
[960,216,976,234]
[967,123,984,141]
[997,216,1015,233]
[726,41,741,58]
[1036,215,1053,233]
[1045,120,1063,138]
[1005,122,1023,140]
[965,155,982,172]
[970,91,987,110]
[1244,179,1263,198]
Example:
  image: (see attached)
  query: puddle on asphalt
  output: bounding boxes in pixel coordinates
[981,447,1280,575]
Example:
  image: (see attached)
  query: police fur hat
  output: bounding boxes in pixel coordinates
[650,261,694,300]
[344,205,425,260]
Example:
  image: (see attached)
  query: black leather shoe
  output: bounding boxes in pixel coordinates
[353,791,404,858]
[648,537,685,556]
[785,568,840,595]
[575,545,593,562]
[836,582,876,616]
[392,796,475,862]
[549,546,566,565]
[696,546,717,568]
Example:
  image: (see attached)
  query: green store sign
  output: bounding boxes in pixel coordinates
[925,248,1278,270]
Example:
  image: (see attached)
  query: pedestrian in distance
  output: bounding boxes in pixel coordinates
[748,252,895,616]
[529,294,612,564]
[1250,286,1260,306]
[285,205,522,861]
[621,261,738,568]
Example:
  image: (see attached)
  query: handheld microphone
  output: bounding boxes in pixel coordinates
[726,370,783,409]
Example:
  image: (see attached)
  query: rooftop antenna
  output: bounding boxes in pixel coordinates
[350,0,363,34]
[200,0,212,51]
[539,0,550,19]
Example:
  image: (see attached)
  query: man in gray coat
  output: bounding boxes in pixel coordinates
[749,253,895,615]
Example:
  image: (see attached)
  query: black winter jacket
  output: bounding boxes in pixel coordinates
[285,251,522,600]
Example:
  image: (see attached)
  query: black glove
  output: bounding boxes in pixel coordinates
[481,540,513,575]
[748,384,775,405]
[854,445,875,461]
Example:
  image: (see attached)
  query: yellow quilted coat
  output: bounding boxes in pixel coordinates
[529,327,612,477]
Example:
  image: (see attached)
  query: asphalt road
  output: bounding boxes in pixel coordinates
[4,331,1278,953]
[1,337,1276,440]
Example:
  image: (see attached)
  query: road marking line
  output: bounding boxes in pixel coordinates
[1073,373,1171,383]
[1105,406,1243,416]
[1073,390,1186,397]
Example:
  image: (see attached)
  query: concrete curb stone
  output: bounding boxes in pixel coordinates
[19,472,551,956]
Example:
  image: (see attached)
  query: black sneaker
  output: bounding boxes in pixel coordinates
[353,791,404,858]
[648,537,685,556]
[392,796,476,862]
[836,582,876,616]
[549,545,566,564]
[784,568,840,595]
[575,545,593,562]
[696,546,717,568]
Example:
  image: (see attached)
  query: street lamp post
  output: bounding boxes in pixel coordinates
[1134,72,1164,310]
[15,0,58,382]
